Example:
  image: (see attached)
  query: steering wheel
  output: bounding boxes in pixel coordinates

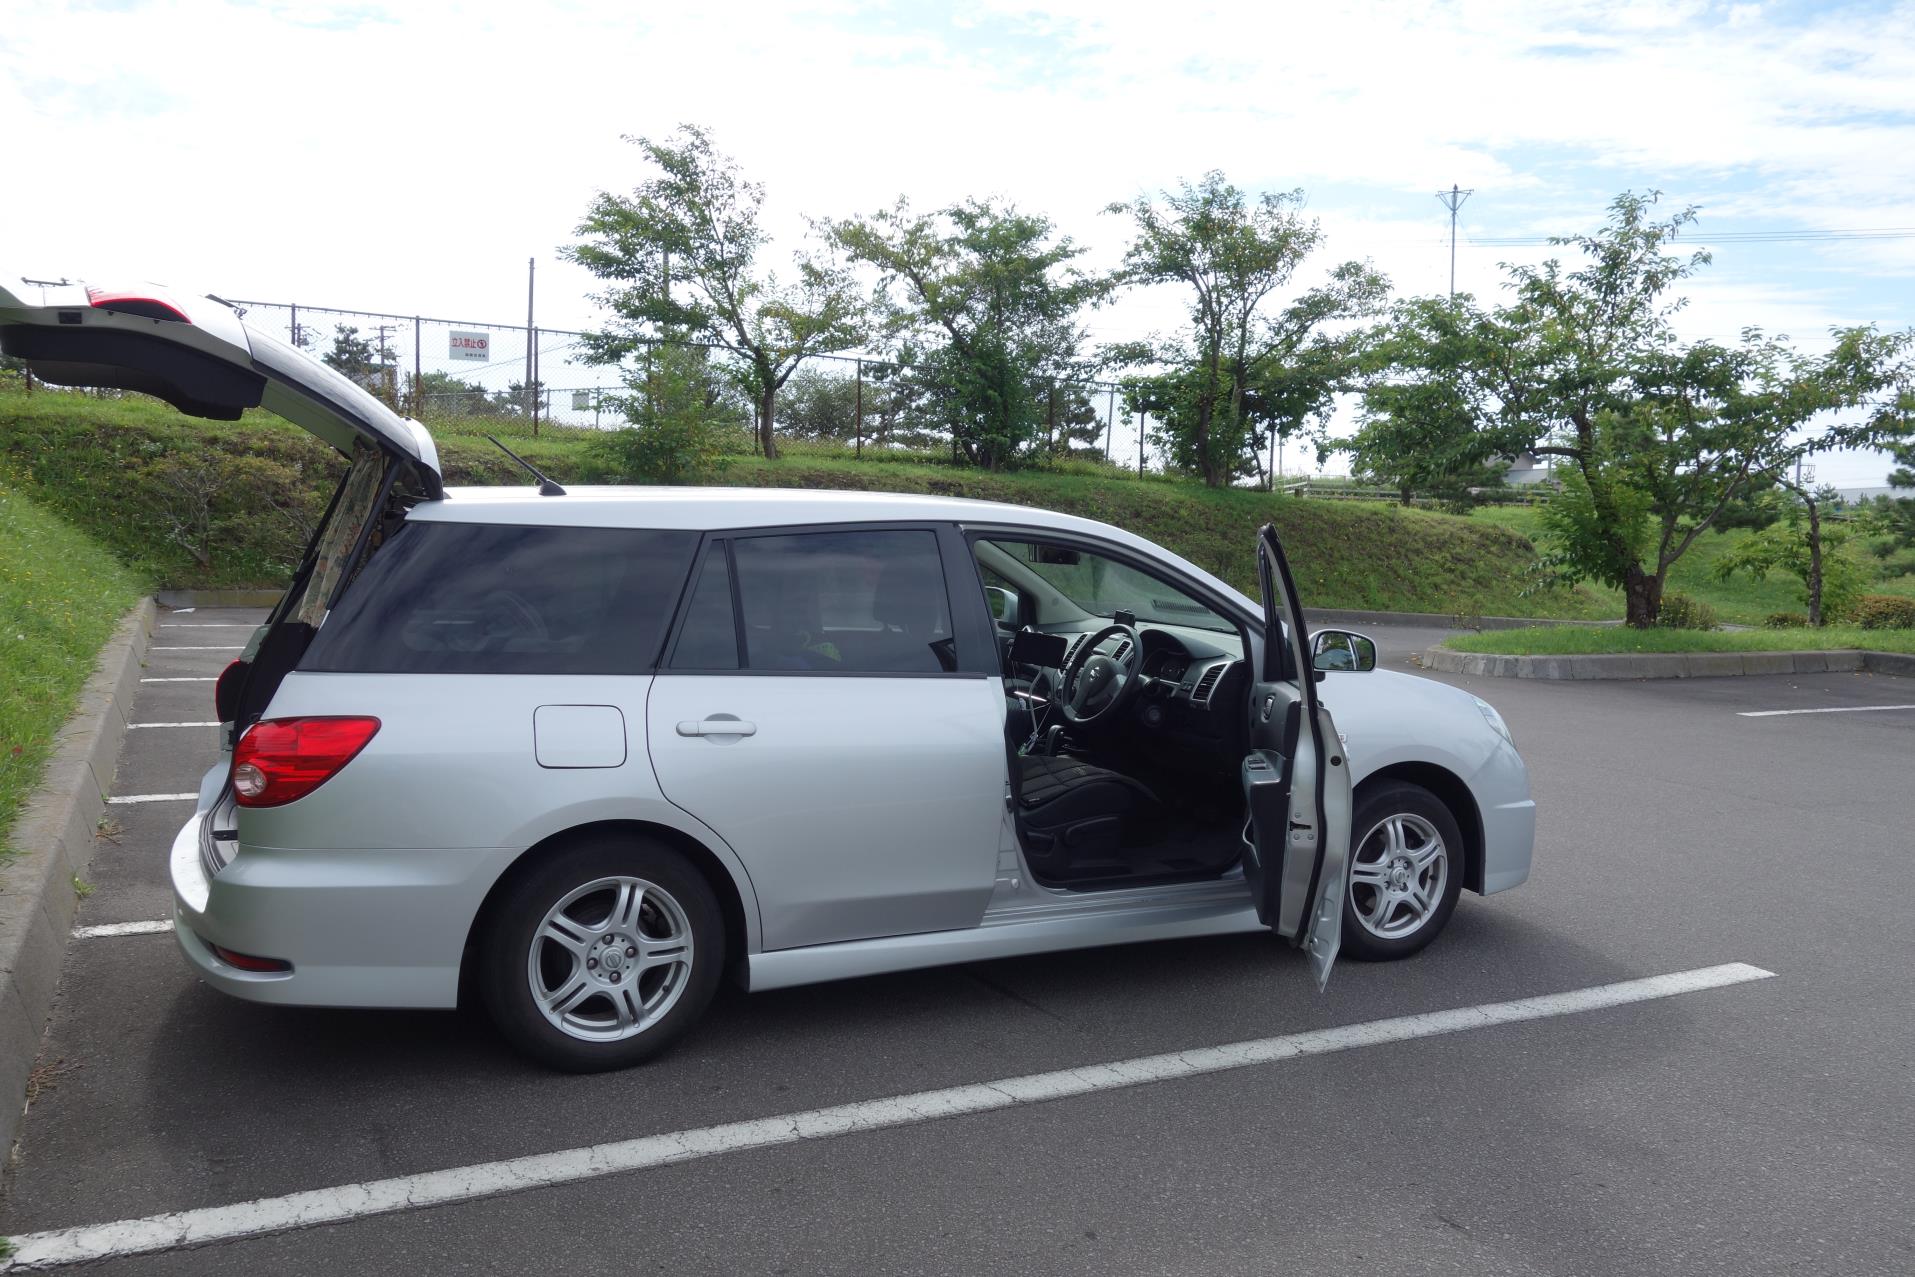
[1059,623,1142,727]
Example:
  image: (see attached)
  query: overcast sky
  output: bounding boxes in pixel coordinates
[5,0,1912,482]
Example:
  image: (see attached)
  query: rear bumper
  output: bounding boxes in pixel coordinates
[169,810,514,1008]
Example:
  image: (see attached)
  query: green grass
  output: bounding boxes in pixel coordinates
[1471,505,1915,624]
[0,482,144,865]
[1443,625,1915,655]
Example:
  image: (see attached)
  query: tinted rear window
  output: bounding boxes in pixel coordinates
[301,522,698,675]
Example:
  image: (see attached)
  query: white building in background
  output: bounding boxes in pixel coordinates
[1501,450,1554,486]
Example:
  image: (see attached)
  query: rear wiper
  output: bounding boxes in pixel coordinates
[485,434,566,496]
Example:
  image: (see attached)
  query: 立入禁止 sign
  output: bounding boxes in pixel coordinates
[449,330,490,362]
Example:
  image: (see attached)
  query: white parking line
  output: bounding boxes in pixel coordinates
[127,722,220,730]
[147,646,244,652]
[159,624,254,628]
[1738,704,1915,718]
[72,920,172,940]
[105,793,197,805]
[0,962,1775,1271]
[140,677,216,683]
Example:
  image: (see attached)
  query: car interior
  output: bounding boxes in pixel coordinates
[973,537,1253,891]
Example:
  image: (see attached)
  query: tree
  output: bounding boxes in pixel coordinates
[1399,191,1905,626]
[1714,485,1868,625]
[1107,173,1384,486]
[404,370,490,418]
[566,124,864,459]
[1348,296,1506,503]
[322,325,396,407]
[832,198,1102,469]
[584,343,735,485]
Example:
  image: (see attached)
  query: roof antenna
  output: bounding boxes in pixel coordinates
[484,434,567,496]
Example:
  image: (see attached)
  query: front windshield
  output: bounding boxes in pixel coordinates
[997,542,1236,633]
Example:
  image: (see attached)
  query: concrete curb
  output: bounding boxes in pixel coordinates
[0,598,155,1156]
[1422,645,1913,681]
[155,588,280,609]
[1303,608,1615,631]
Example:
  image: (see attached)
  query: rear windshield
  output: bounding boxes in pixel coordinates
[300,521,699,675]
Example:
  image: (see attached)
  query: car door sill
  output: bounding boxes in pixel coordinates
[745,885,1262,993]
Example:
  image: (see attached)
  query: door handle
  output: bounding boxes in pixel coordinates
[676,718,757,738]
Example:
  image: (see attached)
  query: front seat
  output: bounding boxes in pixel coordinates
[1015,754,1162,876]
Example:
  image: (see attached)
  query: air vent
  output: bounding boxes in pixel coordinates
[1112,640,1131,663]
[1191,663,1226,706]
[1063,633,1087,666]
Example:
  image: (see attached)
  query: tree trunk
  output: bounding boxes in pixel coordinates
[1805,496,1824,626]
[1622,566,1663,628]
[757,385,779,460]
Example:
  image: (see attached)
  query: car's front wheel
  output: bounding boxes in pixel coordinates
[1339,782,1463,962]
[481,834,723,1071]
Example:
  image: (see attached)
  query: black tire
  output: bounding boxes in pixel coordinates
[480,833,724,1072]
[1339,782,1464,963]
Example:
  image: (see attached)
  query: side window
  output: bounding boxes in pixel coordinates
[731,530,956,674]
[668,543,741,671]
[300,523,700,675]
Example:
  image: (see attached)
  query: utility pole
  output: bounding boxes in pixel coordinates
[412,316,422,419]
[1436,184,1473,298]
[524,257,536,418]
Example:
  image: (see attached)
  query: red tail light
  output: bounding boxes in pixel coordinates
[231,717,380,808]
[210,944,291,973]
[214,658,246,723]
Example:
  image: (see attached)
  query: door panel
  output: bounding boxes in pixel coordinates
[646,674,1007,951]
[1242,525,1353,989]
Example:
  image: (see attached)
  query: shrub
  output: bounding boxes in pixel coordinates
[1847,594,1915,630]
[1656,593,1718,630]
[1763,612,1809,629]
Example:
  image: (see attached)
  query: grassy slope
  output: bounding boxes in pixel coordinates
[0,390,1608,618]
[1444,625,1915,655]
[0,483,144,860]
[1472,505,1915,625]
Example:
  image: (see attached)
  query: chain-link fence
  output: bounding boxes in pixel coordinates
[229,298,1167,472]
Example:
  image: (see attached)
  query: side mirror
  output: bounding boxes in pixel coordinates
[983,586,1018,626]
[1312,629,1376,673]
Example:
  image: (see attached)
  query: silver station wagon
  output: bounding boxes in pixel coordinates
[2,279,1535,1071]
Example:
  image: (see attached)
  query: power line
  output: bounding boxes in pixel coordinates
[1468,227,1915,247]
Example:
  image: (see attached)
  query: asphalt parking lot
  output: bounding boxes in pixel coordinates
[3,610,1911,1274]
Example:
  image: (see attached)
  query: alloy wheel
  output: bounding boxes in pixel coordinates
[1348,812,1448,941]
[527,876,694,1042]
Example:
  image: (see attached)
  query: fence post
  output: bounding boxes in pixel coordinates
[1105,386,1115,461]
[1138,410,1146,477]
[412,315,422,419]
[290,302,300,349]
[855,359,863,460]
[531,326,540,436]
[1047,382,1057,454]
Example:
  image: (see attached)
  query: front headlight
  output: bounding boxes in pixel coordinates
[1472,696,1514,746]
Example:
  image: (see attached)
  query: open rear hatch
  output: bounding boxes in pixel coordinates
[1,275,444,866]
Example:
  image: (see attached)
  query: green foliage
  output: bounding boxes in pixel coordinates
[1349,297,1503,502]
[0,483,143,864]
[832,199,1101,470]
[1711,506,1869,624]
[1653,593,1718,630]
[1763,612,1809,629]
[1848,594,1915,629]
[566,124,865,459]
[1107,174,1385,487]
[1384,190,1911,628]
[583,344,734,485]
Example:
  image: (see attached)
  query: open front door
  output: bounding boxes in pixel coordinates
[1241,523,1353,990]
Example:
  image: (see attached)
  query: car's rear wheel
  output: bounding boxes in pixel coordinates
[481,834,723,1071]
[1339,782,1463,962]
